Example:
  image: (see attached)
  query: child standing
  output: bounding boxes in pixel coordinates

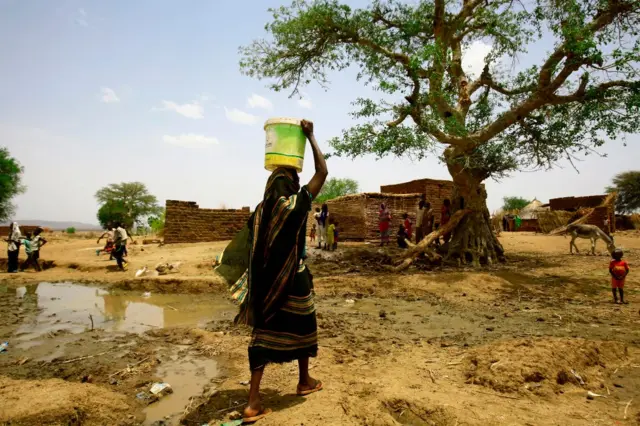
[326,220,335,251]
[610,248,630,304]
[403,213,413,241]
[310,223,317,243]
[21,227,47,271]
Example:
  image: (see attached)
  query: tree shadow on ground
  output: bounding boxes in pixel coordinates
[181,388,306,425]
[493,270,604,309]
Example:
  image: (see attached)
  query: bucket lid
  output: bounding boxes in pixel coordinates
[264,117,311,129]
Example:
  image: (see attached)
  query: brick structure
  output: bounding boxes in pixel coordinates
[549,195,615,233]
[549,195,607,211]
[380,178,454,225]
[0,225,41,237]
[308,193,422,242]
[164,200,251,244]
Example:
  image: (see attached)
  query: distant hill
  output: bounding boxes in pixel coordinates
[16,220,102,231]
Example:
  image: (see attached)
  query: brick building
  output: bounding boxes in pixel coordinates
[308,192,422,242]
[549,194,615,233]
[380,178,454,225]
[164,200,251,244]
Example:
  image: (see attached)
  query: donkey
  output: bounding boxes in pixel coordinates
[566,224,616,255]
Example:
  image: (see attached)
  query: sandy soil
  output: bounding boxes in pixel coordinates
[1,231,640,425]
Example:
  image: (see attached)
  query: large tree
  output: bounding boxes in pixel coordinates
[240,0,640,264]
[316,177,359,203]
[502,196,531,211]
[0,148,25,222]
[606,171,640,213]
[95,182,161,229]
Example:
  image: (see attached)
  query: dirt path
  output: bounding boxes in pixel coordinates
[1,232,639,425]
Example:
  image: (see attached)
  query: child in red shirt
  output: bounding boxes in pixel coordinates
[609,248,630,304]
[402,213,413,241]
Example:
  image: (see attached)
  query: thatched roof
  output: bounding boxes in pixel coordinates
[520,198,549,219]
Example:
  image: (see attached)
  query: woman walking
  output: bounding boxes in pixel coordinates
[6,222,21,273]
[379,204,391,246]
[317,204,329,249]
[219,120,327,423]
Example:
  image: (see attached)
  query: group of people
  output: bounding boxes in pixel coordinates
[4,222,47,272]
[96,223,132,271]
[379,197,453,249]
[310,205,339,251]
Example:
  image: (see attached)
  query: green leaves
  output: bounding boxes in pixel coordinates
[315,177,359,203]
[241,0,640,179]
[0,147,25,222]
[502,196,532,212]
[606,171,640,214]
[95,182,162,229]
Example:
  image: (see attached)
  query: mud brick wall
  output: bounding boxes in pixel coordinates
[164,200,251,244]
[0,225,41,237]
[308,195,366,241]
[380,178,454,225]
[307,193,422,242]
[549,195,607,212]
[585,206,616,233]
[363,194,422,242]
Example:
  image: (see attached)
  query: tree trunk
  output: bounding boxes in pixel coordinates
[445,149,505,266]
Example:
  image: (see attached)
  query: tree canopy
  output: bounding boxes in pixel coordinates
[241,0,640,179]
[147,209,166,235]
[0,147,25,222]
[95,182,161,229]
[315,177,359,203]
[502,196,531,211]
[606,171,640,213]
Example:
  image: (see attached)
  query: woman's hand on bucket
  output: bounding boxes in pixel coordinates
[301,119,314,138]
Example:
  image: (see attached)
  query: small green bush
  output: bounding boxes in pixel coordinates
[66,227,76,234]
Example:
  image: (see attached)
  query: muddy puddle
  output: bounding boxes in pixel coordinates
[7,282,235,344]
[144,355,219,426]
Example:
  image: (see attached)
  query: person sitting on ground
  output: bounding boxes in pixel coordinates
[610,248,630,304]
[332,221,339,251]
[326,219,335,251]
[397,224,409,249]
[310,223,316,243]
[403,212,413,241]
[113,223,129,271]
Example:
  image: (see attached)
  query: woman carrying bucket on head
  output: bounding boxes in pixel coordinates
[215,117,328,423]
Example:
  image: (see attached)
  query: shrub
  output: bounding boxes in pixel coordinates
[66,227,76,234]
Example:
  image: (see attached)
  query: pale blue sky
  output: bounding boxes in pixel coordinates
[2,0,638,224]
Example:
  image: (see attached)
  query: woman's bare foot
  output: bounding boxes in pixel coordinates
[297,376,323,395]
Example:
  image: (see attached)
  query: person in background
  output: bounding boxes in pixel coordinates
[97,226,116,259]
[423,202,434,238]
[502,215,508,232]
[5,222,21,273]
[610,248,630,304]
[397,224,409,249]
[403,213,413,241]
[310,223,317,243]
[332,221,339,251]
[514,215,522,231]
[318,204,329,249]
[379,203,391,247]
[21,227,47,272]
[326,219,335,251]
[19,232,32,270]
[113,223,129,271]
[440,199,452,244]
[415,201,425,244]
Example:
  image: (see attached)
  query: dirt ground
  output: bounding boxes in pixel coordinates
[1,231,640,425]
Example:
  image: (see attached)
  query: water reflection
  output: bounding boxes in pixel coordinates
[13,282,233,340]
